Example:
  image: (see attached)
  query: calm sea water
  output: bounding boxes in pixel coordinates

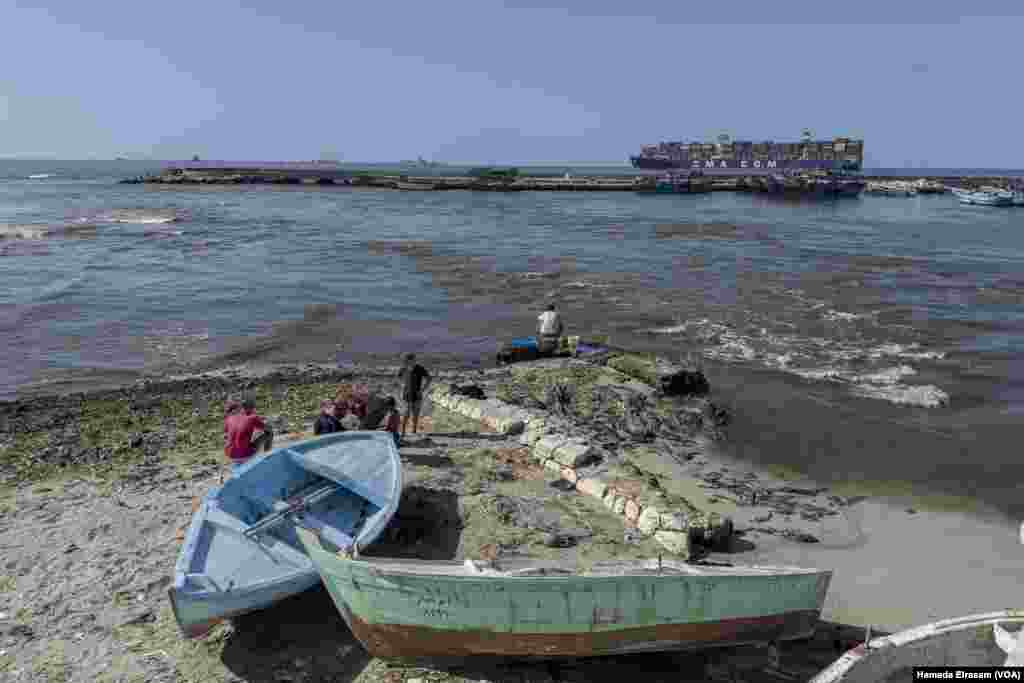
[2,160,1023,517]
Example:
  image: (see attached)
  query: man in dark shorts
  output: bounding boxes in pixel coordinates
[397,353,431,439]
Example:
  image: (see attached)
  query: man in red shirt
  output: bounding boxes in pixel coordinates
[223,397,274,472]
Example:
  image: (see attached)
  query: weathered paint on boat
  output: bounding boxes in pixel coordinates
[810,610,1024,682]
[168,431,402,638]
[296,529,832,661]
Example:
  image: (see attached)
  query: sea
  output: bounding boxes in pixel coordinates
[2,160,1023,521]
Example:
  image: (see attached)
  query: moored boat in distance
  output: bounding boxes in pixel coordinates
[913,178,946,194]
[634,170,711,194]
[395,180,438,190]
[294,534,833,662]
[810,610,1024,682]
[958,190,1013,206]
[168,432,402,639]
[866,181,917,197]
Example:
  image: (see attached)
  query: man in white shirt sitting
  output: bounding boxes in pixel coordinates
[536,303,564,355]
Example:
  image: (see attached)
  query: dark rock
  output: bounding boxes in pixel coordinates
[120,608,156,626]
[782,530,820,543]
[659,369,710,397]
[449,383,486,400]
[701,401,731,427]
[4,623,35,639]
[548,479,574,492]
[542,532,577,548]
[778,486,829,496]
[493,465,514,481]
[543,383,574,417]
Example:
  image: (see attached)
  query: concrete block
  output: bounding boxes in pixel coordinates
[534,434,569,460]
[611,496,627,517]
[506,421,526,435]
[637,506,662,535]
[551,440,595,468]
[603,492,622,512]
[464,401,483,420]
[509,408,533,424]
[654,529,690,556]
[559,465,578,485]
[543,459,563,475]
[660,512,691,532]
[624,499,642,523]
[576,476,608,501]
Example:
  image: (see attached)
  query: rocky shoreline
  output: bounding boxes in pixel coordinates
[0,352,997,682]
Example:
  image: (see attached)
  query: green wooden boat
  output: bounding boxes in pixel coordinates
[296,527,832,661]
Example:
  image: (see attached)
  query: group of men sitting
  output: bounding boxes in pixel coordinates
[222,353,431,472]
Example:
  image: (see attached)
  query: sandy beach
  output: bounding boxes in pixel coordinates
[2,351,1022,682]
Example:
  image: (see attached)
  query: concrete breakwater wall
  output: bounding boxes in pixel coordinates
[124,171,643,191]
[428,356,735,560]
[120,169,1023,192]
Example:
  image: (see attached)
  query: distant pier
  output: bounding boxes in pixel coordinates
[119,163,1021,194]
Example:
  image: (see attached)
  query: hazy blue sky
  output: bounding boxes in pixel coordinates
[2,0,1022,166]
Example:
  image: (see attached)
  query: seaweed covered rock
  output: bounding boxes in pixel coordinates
[543,382,574,417]
[607,354,709,397]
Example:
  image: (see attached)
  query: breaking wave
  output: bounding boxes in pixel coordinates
[0,222,98,240]
[643,317,949,408]
[103,209,180,224]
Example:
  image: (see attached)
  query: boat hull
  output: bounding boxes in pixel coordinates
[168,567,321,638]
[810,610,1024,682]
[338,604,823,661]
[296,538,832,661]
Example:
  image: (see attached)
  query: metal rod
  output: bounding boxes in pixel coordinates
[243,483,340,538]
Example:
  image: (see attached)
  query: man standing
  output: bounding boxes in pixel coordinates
[397,353,431,440]
[224,397,274,472]
[536,303,564,356]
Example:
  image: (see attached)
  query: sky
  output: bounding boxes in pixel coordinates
[1,0,1023,166]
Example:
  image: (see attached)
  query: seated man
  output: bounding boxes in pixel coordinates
[314,398,343,435]
[536,303,564,355]
[224,397,274,472]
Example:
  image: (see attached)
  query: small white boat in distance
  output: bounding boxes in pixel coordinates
[27,173,52,179]
[958,191,1013,206]
[810,610,1024,682]
[913,178,945,194]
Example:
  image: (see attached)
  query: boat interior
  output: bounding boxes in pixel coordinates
[813,614,1024,683]
[180,444,384,593]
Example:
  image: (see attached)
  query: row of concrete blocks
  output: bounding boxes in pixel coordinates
[428,387,696,557]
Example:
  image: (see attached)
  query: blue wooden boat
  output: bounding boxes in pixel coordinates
[168,431,402,638]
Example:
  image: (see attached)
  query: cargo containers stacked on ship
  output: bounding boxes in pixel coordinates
[630,133,864,173]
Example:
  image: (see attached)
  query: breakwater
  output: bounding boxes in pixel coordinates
[121,168,1024,193]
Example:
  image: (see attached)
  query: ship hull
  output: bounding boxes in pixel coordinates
[631,156,859,173]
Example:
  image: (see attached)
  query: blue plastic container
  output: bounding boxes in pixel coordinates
[510,337,539,350]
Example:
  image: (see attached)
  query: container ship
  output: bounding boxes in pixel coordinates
[630,131,863,173]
